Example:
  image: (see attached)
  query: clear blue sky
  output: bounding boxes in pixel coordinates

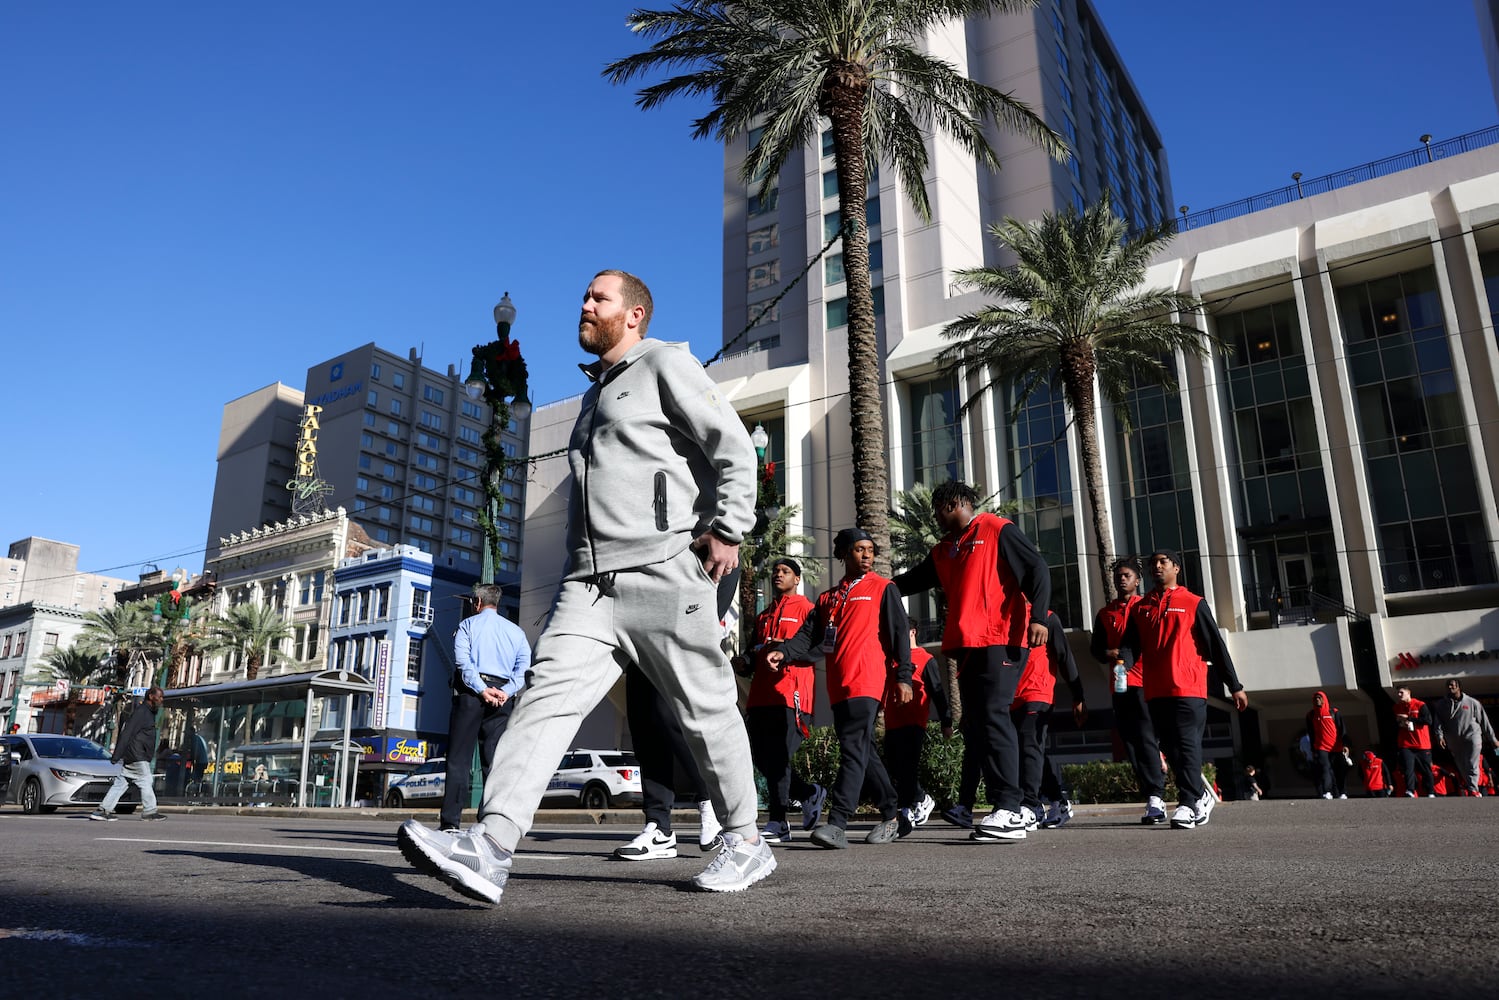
[1,1,1492,581]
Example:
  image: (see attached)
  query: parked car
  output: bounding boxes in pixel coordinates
[383,756,445,808]
[542,749,642,809]
[0,734,141,815]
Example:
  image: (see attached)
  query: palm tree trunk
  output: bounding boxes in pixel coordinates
[823,68,892,576]
[1062,346,1115,603]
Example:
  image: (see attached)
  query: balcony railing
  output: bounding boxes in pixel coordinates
[1245,585,1366,628]
[1169,125,1499,233]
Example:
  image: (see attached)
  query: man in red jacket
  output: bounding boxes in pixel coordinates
[1304,691,1350,799]
[1011,609,1086,833]
[1091,557,1167,824]
[885,626,954,837]
[1121,549,1249,830]
[893,480,1052,842]
[1393,686,1436,797]
[733,557,826,844]
[768,529,913,849]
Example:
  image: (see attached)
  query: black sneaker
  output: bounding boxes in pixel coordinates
[88,808,117,822]
[141,811,167,822]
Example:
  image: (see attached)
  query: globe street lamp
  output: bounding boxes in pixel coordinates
[464,292,531,585]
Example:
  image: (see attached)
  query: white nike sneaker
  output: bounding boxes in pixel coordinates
[613,821,678,861]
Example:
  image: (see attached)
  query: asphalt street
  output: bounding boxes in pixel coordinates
[0,798,1495,999]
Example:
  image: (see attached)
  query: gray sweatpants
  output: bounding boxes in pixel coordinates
[477,545,757,852]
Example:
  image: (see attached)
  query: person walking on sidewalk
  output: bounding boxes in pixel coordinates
[732,557,826,845]
[91,686,166,822]
[767,528,914,849]
[1393,686,1436,797]
[437,583,531,833]
[612,664,723,861]
[892,480,1052,843]
[1120,550,1249,830]
[884,626,953,837]
[1431,678,1498,796]
[1304,691,1350,799]
[1011,609,1086,834]
[1091,557,1168,824]
[398,270,772,903]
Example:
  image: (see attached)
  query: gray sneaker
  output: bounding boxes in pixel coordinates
[864,817,900,844]
[693,832,776,892]
[810,823,849,849]
[397,819,511,905]
[88,808,117,822]
[141,811,167,822]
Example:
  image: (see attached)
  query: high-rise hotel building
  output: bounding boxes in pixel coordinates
[206,344,526,615]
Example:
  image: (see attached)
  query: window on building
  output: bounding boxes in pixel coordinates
[748,187,778,216]
[363,412,375,427]
[417,431,443,450]
[358,454,372,470]
[42,632,58,653]
[1337,267,1493,591]
[361,432,373,447]
[462,400,483,419]
[423,385,444,405]
[375,584,390,619]
[371,363,382,381]
[408,515,435,533]
[909,374,964,489]
[748,300,779,326]
[385,441,398,457]
[420,411,443,430]
[821,128,835,158]
[382,462,397,477]
[748,225,778,255]
[406,642,423,681]
[826,297,847,329]
[415,453,442,471]
[458,426,482,444]
[823,170,839,199]
[412,588,430,621]
[393,372,405,389]
[368,390,378,407]
[1007,383,1082,627]
[338,597,352,626]
[749,260,780,292]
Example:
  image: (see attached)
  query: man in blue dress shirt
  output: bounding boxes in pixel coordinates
[438,583,531,832]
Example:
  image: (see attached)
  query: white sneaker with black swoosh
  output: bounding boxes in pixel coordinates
[693,832,776,892]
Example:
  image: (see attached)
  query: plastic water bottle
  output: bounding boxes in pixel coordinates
[1112,658,1128,694]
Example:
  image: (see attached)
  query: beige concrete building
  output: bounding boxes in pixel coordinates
[1,537,129,613]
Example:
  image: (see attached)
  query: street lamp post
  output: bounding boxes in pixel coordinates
[150,588,190,761]
[465,292,531,586]
[741,423,782,654]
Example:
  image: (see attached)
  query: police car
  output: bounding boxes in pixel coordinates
[541,749,642,809]
[383,757,445,807]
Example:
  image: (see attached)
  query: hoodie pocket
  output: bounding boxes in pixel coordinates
[653,471,668,531]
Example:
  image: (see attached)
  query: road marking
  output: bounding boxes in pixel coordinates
[95,838,570,861]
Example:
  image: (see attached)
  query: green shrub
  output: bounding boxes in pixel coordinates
[1064,760,1218,804]
[792,725,841,789]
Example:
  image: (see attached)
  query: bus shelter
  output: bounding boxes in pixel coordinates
[160,669,375,808]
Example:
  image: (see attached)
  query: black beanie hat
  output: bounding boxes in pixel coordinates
[771,556,802,577]
[1150,548,1184,570]
[833,528,874,559]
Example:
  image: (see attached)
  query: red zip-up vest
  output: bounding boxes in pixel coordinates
[815,573,893,704]
[933,512,1030,652]
[884,646,935,730]
[1394,698,1431,750]
[1012,636,1056,708]
[1096,595,1142,686]
[747,593,816,712]
[1130,585,1209,700]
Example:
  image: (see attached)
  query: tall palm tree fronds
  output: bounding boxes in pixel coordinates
[40,644,107,736]
[938,200,1220,599]
[605,0,1067,575]
[206,604,294,682]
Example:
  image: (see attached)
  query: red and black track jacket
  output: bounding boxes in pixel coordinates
[1361,750,1390,792]
[1091,594,1142,686]
[1120,585,1244,701]
[1304,691,1349,752]
[1394,697,1432,750]
[747,592,816,713]
[1013,610,1085,710]
[884,645,953,731]
[776,572,914,704]
[893,512,1050,654]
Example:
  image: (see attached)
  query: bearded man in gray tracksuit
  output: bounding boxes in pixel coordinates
[1432,678,1498,794]
[399,269,775,902]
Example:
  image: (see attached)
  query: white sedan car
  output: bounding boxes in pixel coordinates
[542,749,642,809]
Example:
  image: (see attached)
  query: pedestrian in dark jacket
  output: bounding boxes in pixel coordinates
[92,686,165,821]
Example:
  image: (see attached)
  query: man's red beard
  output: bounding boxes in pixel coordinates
[578,310,627,356]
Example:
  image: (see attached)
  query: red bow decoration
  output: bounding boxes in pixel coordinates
[498,339,522,362]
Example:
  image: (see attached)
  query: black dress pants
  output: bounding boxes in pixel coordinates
[441,688,513,830]
[1112,685,1165,798]
[884,724,927,810]
[1011,701,1050,812]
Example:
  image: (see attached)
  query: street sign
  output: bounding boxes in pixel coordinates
[129,687,147,697]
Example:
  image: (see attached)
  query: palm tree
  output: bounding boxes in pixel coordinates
[40,644,106,736]
[938,201,1216,600]
[605,0,1066,574]
[207,604,294,682]
[79,602,156,689]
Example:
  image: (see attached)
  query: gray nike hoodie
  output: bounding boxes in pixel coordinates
[565,339,757,579]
